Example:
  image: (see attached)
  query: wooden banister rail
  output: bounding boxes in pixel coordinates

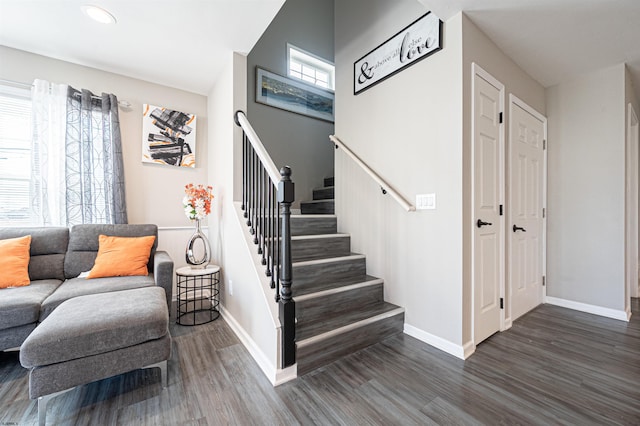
[329,135,416,212]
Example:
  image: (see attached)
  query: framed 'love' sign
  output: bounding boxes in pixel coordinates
[354,12,443,95]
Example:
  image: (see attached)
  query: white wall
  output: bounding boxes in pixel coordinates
[246,0,335,207]
[335,0,465,348]
[546,64,626,312]
[0,46,208,228]
[460,14,546,343]
[0,45,210,296]
[208,53,283,383]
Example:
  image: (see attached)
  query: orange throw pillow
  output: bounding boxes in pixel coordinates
[0,235,31,288]
[87,235,156,279]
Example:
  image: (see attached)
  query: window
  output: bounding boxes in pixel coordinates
[287,44,335,91]
[0,85,32,226]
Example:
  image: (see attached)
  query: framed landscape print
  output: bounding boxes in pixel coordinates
[256,67,335,123]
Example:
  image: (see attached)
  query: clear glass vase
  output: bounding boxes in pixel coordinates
[185,218,211,269]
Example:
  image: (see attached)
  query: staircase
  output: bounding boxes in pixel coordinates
[300,177,335,214]
[292,177,405,375]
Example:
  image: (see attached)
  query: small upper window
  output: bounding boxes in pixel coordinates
[287,44,334,91]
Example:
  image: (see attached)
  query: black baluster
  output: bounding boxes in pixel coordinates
[257,163,263,248]
[253,152,259,243]
[241,133,246,212]
[266,180,273,280]
[271,189,277,289]
[252,151,258,238]
[246,145,252,225]
[259,168,265,256]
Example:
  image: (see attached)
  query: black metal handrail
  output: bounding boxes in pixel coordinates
[234,110,295,368]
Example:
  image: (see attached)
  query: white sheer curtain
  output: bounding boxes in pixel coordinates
[30,79,68,226]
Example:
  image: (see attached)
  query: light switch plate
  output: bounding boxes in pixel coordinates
[416,193,436,210]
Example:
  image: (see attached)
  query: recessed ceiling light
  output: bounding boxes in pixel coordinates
[82,5,117,24]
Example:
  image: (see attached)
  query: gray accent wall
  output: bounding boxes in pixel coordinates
[247,0,335,207]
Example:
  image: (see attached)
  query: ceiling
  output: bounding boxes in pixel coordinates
[1,0,639,100]
[419,0,640,100]
[0,0,286,95]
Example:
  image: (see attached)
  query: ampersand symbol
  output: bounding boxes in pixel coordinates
[357,62,374,84]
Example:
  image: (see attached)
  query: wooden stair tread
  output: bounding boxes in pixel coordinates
[312,186,335,200]
[293,255,367,295]
[301,199,335,204]
[293,273,379,297]
[300,199,334,214]
[294,276,383,302]
[291,234,351,262]
[295,307,404,376]
[290,215,337,236]
[291,214,337,218]
[296,301,402,342]
[291,233,348,240]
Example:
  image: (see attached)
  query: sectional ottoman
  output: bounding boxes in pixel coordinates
[0,224,175,425]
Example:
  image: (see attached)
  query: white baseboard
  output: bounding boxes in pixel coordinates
[403,324,471,360]
[219,305,297,386]
[274,364,297,386]
[462,340,475,358]
[545,296,629,322]
[503,317,513,330]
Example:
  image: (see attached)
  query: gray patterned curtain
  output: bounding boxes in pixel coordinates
[65,87,127,225]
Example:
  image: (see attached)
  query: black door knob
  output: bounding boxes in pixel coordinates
[512,225,527,233]
[477,219,492,228]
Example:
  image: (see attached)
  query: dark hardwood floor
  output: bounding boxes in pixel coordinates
[1,299,639,425]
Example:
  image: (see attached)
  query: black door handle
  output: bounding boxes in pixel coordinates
[512,225,527,233]
[477,219,492,228]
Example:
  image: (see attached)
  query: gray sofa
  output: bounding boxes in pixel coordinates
[0,224,174,352]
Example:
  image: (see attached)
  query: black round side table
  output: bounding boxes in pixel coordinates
[176,265,220,325]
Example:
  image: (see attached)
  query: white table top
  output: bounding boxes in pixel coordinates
[176,265,221,276]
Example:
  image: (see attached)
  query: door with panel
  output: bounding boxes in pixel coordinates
[473,67,504,345]
[509,100,545,321]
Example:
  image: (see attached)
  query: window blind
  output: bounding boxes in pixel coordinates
[0,85,32,226]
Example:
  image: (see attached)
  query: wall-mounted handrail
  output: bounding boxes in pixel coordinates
[235,110,295,369]
[329,135,416,212]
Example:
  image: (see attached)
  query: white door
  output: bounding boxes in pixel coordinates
[509,99,545,321]
[473,66,504,344]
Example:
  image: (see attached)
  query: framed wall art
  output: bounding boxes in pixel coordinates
[142,104,197,168]
[256,67,335,123]
[354,12,443,95]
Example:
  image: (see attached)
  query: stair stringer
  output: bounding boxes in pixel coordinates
[218,202,297,385]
